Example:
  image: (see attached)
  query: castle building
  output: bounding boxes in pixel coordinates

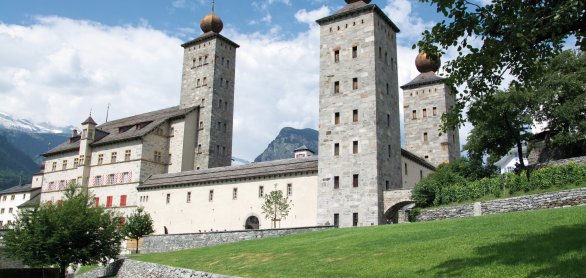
[401,53,461,166]
[15,0,451,233]
[0,184,40,227]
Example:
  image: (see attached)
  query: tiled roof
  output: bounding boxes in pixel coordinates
[316,3,400,32]
[182,32,240,48]
[400,71,445,89]
[294,145,314,153]
[140,157,318,189]
[0,184,40,195]
[401,149,436,171]
[44,106,196,156]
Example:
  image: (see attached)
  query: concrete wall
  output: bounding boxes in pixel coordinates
[417,188,586,221]
[141,225,334,254]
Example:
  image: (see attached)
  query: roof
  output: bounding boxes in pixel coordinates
[182,32,240,49]
[81,116,97,125]
[294,145,315,153]
[140,157,318,190]
[401,149,436,171]
[18,191,41,208]
[316,2,400,33]
[400,71,445,89]
[0,184,41,195]
[44,106,197,156]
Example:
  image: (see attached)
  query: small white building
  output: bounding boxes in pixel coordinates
[494,146,529,174]
[0,184,41,227]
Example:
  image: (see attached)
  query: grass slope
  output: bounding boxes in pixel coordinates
[135,206,586,277]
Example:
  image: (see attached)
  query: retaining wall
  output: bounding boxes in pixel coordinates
[142,225,335,254]
[76,259,234,278]
[417,188,586,221]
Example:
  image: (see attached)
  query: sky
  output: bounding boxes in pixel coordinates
[0,0,467,161]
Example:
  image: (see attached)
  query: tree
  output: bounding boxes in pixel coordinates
[465,87,534,169]
[2,184,123,278]
[532,50,586,146]
[122,207,154,254]
[412,158,496,207]
[261,190,292,229]
[415,0,585,129]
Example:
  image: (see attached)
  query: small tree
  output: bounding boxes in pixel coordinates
[2,184,123,278]
[261,190,292,229]
[122,207,154,254]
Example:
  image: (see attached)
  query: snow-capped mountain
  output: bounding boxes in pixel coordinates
[0,112,75,134]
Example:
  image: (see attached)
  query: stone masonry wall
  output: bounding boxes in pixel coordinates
[141,226,334,254]
[417,188,586,221]
[77,259,234,278]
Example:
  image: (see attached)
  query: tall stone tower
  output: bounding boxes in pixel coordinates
[401,53,460,166]
[179,5,238,169]
[316,0,402,227]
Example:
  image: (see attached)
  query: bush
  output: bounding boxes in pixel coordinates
[0,268,59,278]
[412,163,586,208]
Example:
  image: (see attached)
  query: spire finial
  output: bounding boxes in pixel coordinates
[212,0,215,13]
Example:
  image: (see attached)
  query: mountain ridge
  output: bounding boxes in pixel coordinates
[254,127,318,162]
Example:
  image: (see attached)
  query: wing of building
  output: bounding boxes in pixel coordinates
[23,0,456,234]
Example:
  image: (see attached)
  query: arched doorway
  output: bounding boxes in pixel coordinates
[384,201,415,224]
[245,216,259,230]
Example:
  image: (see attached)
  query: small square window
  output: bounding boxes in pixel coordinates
[423,108,427,117]
[334,50,340,63]
[334,81,340,94]
[424,132,428,143]
[334,176,340,189]
[353,110,358,122]
[334,143,340,156]
[433,107,438,116]
[352,46,357,58]
[335,112,340,125]
[353,141,358,154]
[353,174,359,187]
[353,213,358,226]
[352,78,358,90]
[412,110,417,119]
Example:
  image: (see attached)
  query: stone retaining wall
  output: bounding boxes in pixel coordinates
[417,188,586,222]
[142,225,334,254]
[76,259,234,278]
[532,155,586,168]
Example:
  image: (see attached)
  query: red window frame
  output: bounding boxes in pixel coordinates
[106,196,113,207]
[120,195,127,207]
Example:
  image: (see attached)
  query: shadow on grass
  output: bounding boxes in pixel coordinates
[426,224,586,278]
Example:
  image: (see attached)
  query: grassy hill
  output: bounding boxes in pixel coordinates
[134,206,586,277]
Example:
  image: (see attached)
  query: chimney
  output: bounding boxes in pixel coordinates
[72,129,78,137]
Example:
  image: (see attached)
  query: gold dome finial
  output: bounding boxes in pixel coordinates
[415,52,441,73]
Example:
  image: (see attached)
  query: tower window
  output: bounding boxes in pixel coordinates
[424,132,428,143]
[353,141,358,154]
[353,174,359,187]
[352,46,357,58]
[353,110,358,122]
[199,121,204,129]
[387,114,390,127]
[334,176,340,189]
[203,77,207,85]
[404,163,408,175]
[388,145,391,157]
[334,81,340,93]
[335,112,340,125]
[420,170,424,181]
[423,108,427,117]
[334,143,340,156]
[386,83,389,95]
[386,180,390,190]
[379,47,382,59]
[334,50,340,63]
[412,110,417,119]
[334,213,339,226]
[433,107,437,116]
[352,78,358,90]
[353,213,358,226]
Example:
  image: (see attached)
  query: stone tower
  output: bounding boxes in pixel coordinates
[316,0,402,227]
[401,53,460,166]
[179,6,239,169]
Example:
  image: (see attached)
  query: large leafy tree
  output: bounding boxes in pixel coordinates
[465,88,534,168]
[122,207,154,254]
[2,184,123,278]
[532,50,586,146]
[415,0,585,129]
[261,190,292,229]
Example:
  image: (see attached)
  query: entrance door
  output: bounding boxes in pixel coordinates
[245,216,259,229]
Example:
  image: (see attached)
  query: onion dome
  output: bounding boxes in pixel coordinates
[200,12,223,34]
[415,52,441,73]
[345,0,372,4]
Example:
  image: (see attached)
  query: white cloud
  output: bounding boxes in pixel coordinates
[0,4,469,161]
[382,0,435,40]
[294,6,331,26]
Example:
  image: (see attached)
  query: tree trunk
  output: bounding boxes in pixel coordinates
[59,263,68,278]
[516,141,526,169]
[135,237,140,254]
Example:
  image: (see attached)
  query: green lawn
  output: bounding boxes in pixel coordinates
[135,206,586,277]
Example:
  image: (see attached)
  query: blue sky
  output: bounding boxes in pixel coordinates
[0,0,461,161]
